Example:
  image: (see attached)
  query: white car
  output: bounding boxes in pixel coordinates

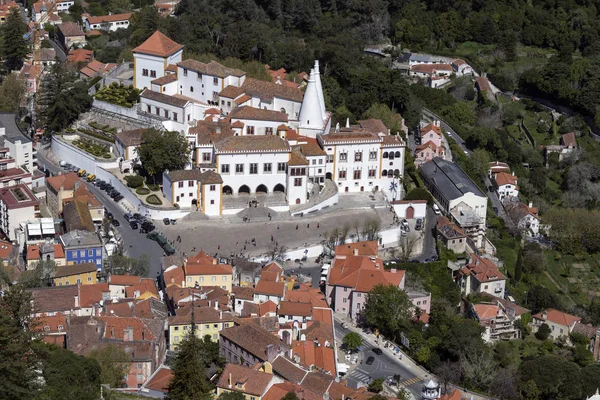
[464,150,469,156]
[432,204,441,215]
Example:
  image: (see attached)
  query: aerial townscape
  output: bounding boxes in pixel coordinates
[5,0,600,400]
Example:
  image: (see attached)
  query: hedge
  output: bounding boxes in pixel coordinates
[147,183,160,191]
[136,187,150,195]
[78,128,115,143]
[146,194,163,205]
[124,175,144,188]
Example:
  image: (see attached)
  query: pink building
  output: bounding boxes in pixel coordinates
[414,121,445,166]
[326,242,405,321]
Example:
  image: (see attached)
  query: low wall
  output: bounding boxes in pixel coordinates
[52,136,119,174]
[94,167,189,221]
[290,192,339,216]
[92,99,140,120]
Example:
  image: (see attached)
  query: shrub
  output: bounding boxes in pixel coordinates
[147,183,160,191]
[146,194,163,205]
[124,175,144,188]
[102,154,111,159]
[173,203,179,208]
[136,187,150,195]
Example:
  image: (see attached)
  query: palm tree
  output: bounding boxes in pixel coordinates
[390,172,403,201]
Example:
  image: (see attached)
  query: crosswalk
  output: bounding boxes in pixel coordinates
[399,377,422,387]
[348,367,373,383]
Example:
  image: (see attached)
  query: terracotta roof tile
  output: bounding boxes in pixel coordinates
[215,135,290,154]
[59,22,85,37]
[86,12,131,24]
[178,59,245,78]
[459,254,505,283]
[289,149,308,166]
[241,77,303,102]
[562,132,577,148]
[271,355,308,384]
[133,30,183,57]
[46,172,81,192]
[141,89,188,107]
[54,262,97,278]
[494,172,517,187]
[115,128,146,147]
[476,77,492,92]
[233,286,255,300]
[320,128,380,144]
[533,308,581,328]
[473,304,499,320]
[278,301,312,317]
[254,280,285,297]
[143,365,172,393]
[151,73,177,85]
[216,364,274,396]
[229,106,288,122]
[328,255,405,293]
[410,63,452,74]
[420,123,442,137]
[335,241,378,256]
[30,285,80,313]
[166,169,203,182]
[359,119,387,134]
[219,322,288,360]
[220,85,245,99]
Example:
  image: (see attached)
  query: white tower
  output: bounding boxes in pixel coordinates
[421,380,441,400]
[298,61,330,138]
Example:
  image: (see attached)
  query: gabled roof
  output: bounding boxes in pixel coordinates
[140,89,189,108]
[420,122,442,137]
[254,280,285,297]
[459,254,505,283]
[55,262,97,278]
[277,301,312,317]
[178,59,245,78]
[476,76,492,92]
[334,241,378,256]
[533,308,581,328]
[561,131,577,148]
[59,22,85,37]
[328,255,405,293]
[219,322,288,361]
[115,128,145,147]
[142,365,172,394]
[229,106,288,122]
[67,48,93,63]
[215,135,290,154]
[241,77,303,102]
[216,364,274,396]
[133,30,183,57]
[86,12,132,24]
[359,119,388,134]
[436,216,465,239]
[46,172,81,192]
[473,304,499,320]
[494,171,517,187]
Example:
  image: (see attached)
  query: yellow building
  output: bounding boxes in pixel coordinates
[183,251,233,293]
[53,262,98,286]
[168,307,234,349]
[216,363,281,400]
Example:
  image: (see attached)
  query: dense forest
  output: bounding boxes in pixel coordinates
[78,0,600,127]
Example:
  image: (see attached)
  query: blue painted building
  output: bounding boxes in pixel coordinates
[60,230,103,270]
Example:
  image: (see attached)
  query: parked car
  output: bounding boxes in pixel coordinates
[113,195,123,202]
[133,213,142,221]
[493,207,499,214]
[372,348,383,355]
[366,356,375,365]
[163,218,170,225]
[111,219,120,227]
[432,204,441,215]
[105,212,113,220]
[141,222,155,233]
[129,221,138,230]
[124,213,132,221]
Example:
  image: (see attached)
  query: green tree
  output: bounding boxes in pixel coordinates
[37,63,93,133]
[342,332,362,352]
[514,247,523,283]
[33,342,101,400]
[368,378,384,393]
[589,297,600,326]
[168,313,213,400]
[138,128,190,182]
[467,148,490,178]
[2,8,28,71]
[526,285,558,313]
[362,103,405,135]
[18,259,56,288]
[363,284,413,341]
[0,74,24,112]
[519,355,582,400]
[280,393,300,400]
[403,187,433,205]
[218,391,245,400]
[534,323,551,340]
[106,254,150,277]
[88,345,130,388]
[0,285,40,399]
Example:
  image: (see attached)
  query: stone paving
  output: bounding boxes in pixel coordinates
[158,203,399,260]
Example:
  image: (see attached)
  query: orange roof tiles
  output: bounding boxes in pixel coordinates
[459,254,505,283]
[278,301,312,317]
[125,278,159,298]
[144,365,172,393]
[473,304,499,320]
[79,283,110,308]
[261,262,283,281]
[99,316,158,341]
[328,255,405,293]
[440,390,463,400]
[334,241,378,256]
[495,171,517,187]
[108,274,142,286]
[420,122,442,137]
[34,314,67,332]
[229,106,288,122]
[311,307,333,325]
[533,308,581,328]
[67,48,92,63]
[259,300,278,315]
[163,265,185,287]
[476,76,492,92]
[254,280,285,297]
[46,172,81,192]
[86,12,131,24]
[411,63,452,74]
[562,131,577,148]
[133,30,183,57]
[284,283,328,308]
[216,364,274,396]
[291,340,336,375]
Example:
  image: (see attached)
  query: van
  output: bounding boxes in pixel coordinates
[87,174,96,182]
[432,204,441,215]
[77,169,86,177]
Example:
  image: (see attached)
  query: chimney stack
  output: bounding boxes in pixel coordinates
[214,300,219,310]
[228,373,232,389]
[212,258,217,265]
[529,202,533,208]
[353,248,358,256]
[391,268,397,274]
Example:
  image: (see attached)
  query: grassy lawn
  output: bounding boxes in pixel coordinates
[541,251,600,307]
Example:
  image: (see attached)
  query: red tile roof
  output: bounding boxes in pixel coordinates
[261,262,283,281]
[46,172,81,192]
[291,340,335,375]
[495,172,517,187]
[473,304,499,320]
[420,122,442,137]
[440,390,463,400]
[86,12,131,24]
[216,364,274,396]
[562,131,577,148]
[108,274,142,286]
[328,255,405,293]
[459,254,505,283]
[143,365,172,393]
[254,280,285,297]
[533,308,581,328]
[476,76,492,92]
[278,301,312,317]
[334,241,378,256]
[133,30,183,57]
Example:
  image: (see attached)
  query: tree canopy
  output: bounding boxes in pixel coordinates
[2,8,28,71]
[363,284,413,341]
[138,128,190,181]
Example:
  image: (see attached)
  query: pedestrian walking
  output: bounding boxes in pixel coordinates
[218,245,220,250]
[307,223,310,228]
[244,245,247,250]
[296,225,299,230]
[317,223,320,229]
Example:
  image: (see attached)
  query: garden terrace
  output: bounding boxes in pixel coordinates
[94,82,140,108]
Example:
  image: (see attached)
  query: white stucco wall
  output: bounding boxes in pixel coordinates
[216,152,289,194]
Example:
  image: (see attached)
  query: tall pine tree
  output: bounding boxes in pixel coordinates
[37,62,92,132]
[514,247,523,283]
[167,307,213,400]
[2,8,28,71]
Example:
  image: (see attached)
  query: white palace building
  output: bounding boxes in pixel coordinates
[119,31,406,216]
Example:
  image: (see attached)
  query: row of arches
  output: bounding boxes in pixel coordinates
[383,151,402,159]
[223,184,286,195]
[382,169,401,177]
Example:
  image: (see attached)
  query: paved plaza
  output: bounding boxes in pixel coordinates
[158,198,399,261]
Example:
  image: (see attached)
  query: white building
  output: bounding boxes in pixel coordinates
[451,59,474,76]
[84,13,131,31]
[55,0,74,13]
[493,171,518,201]
[2,134,34,172]
[177,59,246,106]
[133,31,183,90]
[392,200,427,220]
[0,184,40,240]
[228,106,288,136]
[162,169,223,216]
[318,126,405,194]
[456,254,506,299]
